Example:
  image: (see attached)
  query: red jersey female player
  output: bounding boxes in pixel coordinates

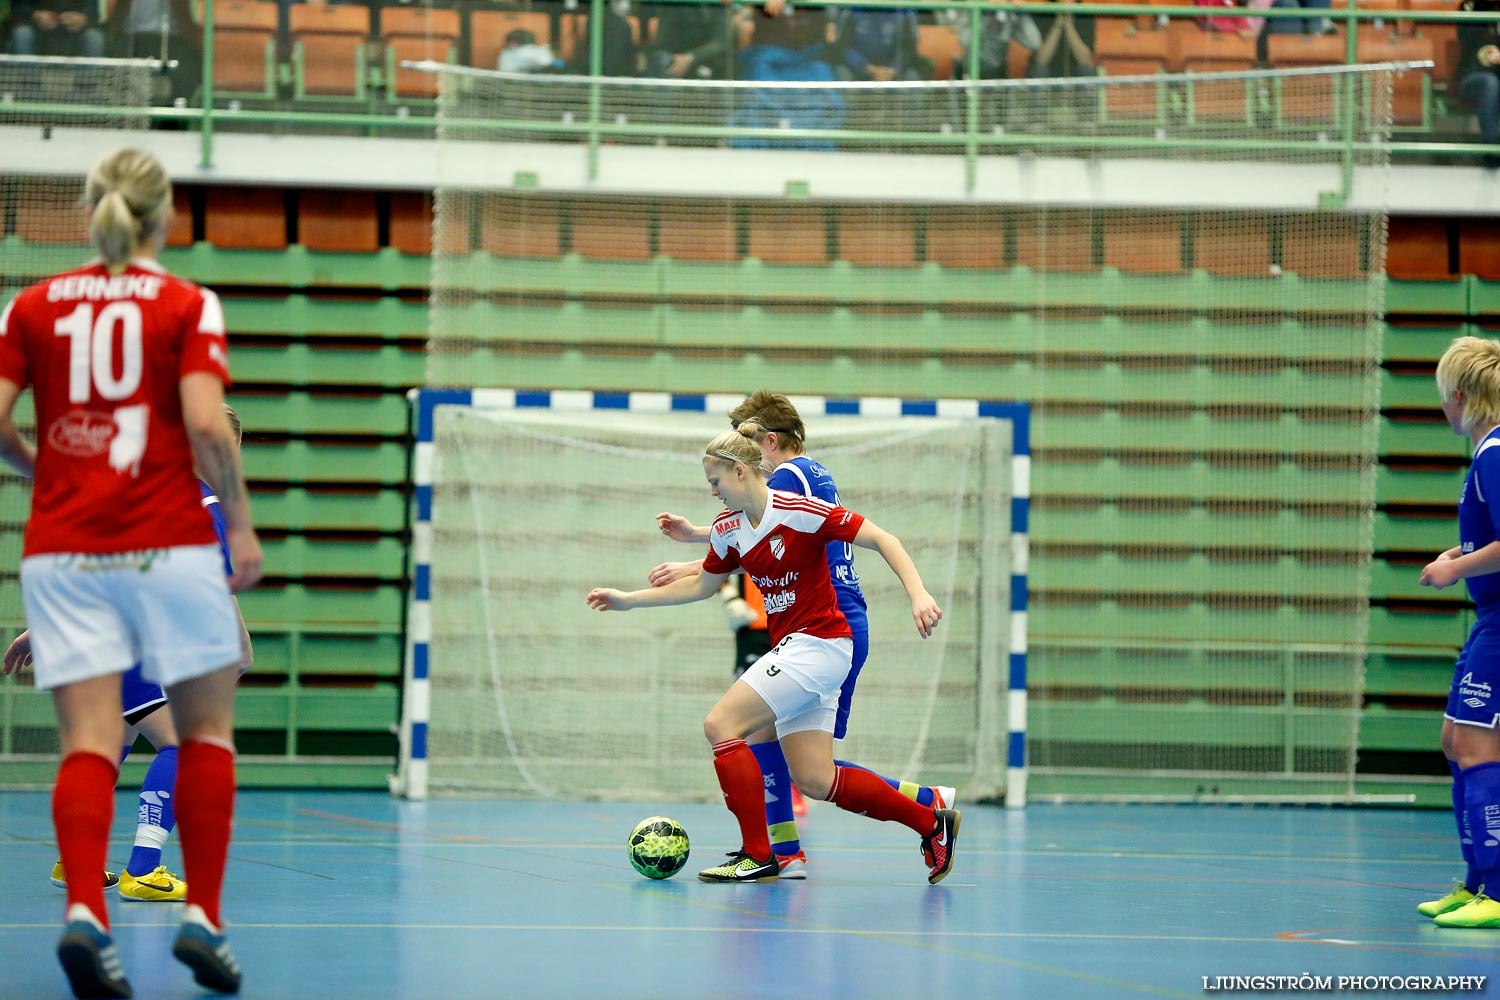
[0,148,262,999]
[587,427,960,884]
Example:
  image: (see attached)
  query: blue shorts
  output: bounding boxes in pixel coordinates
[834,624,868,741]
[121,663,167,725]
[1447,610,1500,729]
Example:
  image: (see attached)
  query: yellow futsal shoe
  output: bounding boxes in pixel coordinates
[1417,880,1478,918]
[1433,890,1500,928]
[50,859,120,890]
[118,866,188,902]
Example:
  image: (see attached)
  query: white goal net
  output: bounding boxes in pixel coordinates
[401,397,1016,804]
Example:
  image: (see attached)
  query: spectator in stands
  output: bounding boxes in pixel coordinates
[566,2,639,76]
[1029,0,1093,79]
[1258,0,1333,41]
[105,0,201,103]
[730,0,842,147]
[642,0,732,79]
[830,7,928,84]
[7,0,105,58]
[938,4,1042,80]
[736,0,835,78]
[1458,0,1500,167]
[1195,0,1260,41]
[498,27,564,73]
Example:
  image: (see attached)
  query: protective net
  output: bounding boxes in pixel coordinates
[423,56,1400,801]
[0,55,153,785]
[417,405,1012,801]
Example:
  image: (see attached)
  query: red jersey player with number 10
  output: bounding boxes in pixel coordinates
[588,427,960,884]
[0,148,262,1000]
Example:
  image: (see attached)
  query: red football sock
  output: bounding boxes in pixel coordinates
[176,738,237,929]
[713,739,773,861]
[53,751,119,928]
[828,764,936,835]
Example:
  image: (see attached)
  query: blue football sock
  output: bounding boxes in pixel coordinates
[127,746,178,877]
[750,742,799,856]
[1461,760,1500,894]
[834,759,936,808]
[1450,759,1481,892]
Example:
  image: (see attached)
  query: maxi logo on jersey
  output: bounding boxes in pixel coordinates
[717,518,741,535]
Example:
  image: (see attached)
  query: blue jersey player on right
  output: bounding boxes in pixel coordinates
[650,391,954,878]
[1417,336,1500,930]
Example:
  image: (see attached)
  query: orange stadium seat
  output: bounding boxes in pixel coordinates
[480,196,562,258]
[1015,209,1097,272]
[380,6,461,100]
[166,185,194,248]
[748,204,828,265]
[211,0,279,97]
[1266,33,1345,125]
[1459,218,1500,280]
[1103,211,1184,275]
[1386,216,1453,279]
[204,187,287,250]
[838,206,918,268]
[917,23,963,80]
[15,180,88,243]
[1280,214,1363,279]
[925,208,1007,270]
[299,190,379,253]
[1178,29,1257,122]
[1357,32,1434,126]
[470,10,552,70]
[657,201,740,262]
[1094,19,1171,119]
[1192,213,1273,276]
[570,200,652,261]
[289,3,370,98]
[390,191,435,256]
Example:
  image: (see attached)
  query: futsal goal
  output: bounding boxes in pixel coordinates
[393,390,1030,807]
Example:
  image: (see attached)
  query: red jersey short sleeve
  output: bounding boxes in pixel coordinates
[3,261,229,557]
[703,509,744,576]
[0,295,31,387]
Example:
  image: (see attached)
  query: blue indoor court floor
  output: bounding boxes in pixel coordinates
[0,790,1495,1000]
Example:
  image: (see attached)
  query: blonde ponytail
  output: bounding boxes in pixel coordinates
[84,148,171,269]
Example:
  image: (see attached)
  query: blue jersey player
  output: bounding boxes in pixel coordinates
[1418,337,1500,929]
[3,404,251,903]
[650,391,954,877]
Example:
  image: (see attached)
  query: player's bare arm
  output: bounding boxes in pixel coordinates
[182,372,263,593]
[656,511,711,544]
[0,377,37,479]
[2,630,32,675]
[1422,540,1500,591]
[590,569,727,612]
[648,559,706,587]
[851,520,942,639]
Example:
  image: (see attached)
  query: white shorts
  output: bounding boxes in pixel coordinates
[738,633,854,738]
[22,543,242,692]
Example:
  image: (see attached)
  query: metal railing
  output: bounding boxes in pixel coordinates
[0,0,1494,171]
